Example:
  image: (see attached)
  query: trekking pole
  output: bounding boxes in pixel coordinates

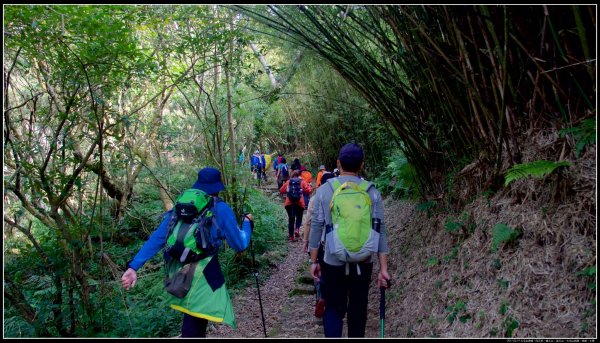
[380,280,391,338]
[241,182,267,338]
[247,219,268,337]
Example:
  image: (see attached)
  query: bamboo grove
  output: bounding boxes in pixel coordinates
[237,5,596,197]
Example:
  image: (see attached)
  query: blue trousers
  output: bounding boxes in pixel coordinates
[321,261,373,337]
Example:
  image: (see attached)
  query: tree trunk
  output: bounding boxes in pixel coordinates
[249,41,280,88]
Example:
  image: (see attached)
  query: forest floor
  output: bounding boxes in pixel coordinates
[210,145,596,339]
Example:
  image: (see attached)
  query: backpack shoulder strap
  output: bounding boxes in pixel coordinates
[358,180,372,192]
[330,178,341,192]
[165,210,180,241]
[208,196,222,235]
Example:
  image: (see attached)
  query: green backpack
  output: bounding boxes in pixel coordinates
[325,179,381,266]
[164,188,218,265]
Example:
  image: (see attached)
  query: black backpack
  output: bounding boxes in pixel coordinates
[287,177,303,202]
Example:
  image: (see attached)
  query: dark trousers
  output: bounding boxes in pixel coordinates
[181,313,208,338]
[321,261,373,337]
[303,194,310,207]
[285,203,304,238]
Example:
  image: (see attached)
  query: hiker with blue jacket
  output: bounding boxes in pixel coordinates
[121,167,253,337]
[276,157,290,189]
[250,150,263,184]
[308,143,391,337]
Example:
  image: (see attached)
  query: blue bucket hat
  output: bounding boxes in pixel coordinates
[192,167,225,195]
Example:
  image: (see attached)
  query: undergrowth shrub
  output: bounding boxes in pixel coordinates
[373,149,421,200]
[559,118,596,158]
[491,223,523,252]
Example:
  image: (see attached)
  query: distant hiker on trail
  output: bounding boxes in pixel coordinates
[121,167,254,338]
[315,164,328,188]
[260,152,268,182]
[291,158,301,172]
[273,153,281,178]
[276,157,290,189]
[302,171,336,319]
[264,152,275,181]
[300,165,314,206]
[308,143,391,337]
[250,150,263,185]
[280,169,312,242]
[238,149,244,165]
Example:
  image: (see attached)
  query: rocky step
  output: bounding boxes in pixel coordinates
[298,273,315,285]
[289,284,315,296]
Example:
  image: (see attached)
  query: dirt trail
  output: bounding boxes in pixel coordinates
[209,176,388,338]
[209,177,322,338]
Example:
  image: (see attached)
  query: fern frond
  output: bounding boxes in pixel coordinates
[504,160,572,186]
[559,118,596,158]
[491,223,521,252]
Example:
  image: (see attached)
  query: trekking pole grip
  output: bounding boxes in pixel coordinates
[379,279,390,330]
[379,287,385,320]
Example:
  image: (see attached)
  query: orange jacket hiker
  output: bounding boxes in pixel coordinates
[279,177,312,209]
[300,166,314,188]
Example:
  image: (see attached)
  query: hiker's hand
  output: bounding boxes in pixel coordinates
[310,262,321,282]
[377,269,391,289]
[244,214,254,233]
[121,268,137,290]
[303,239,309,253]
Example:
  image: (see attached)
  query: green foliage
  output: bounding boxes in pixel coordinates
[443,212,475,239]
[493,258,502,270]
[92,273,181,337]
[446,299,470,324]
[497,301,521,338]
[559,118,596,158]
[373,149,422,199]
[416,200,437,218]
[220,188,287,290]
[497,278,510,290]
[499,299,510,315]
[444,220,462,234]
[491,223,523,252]
[504,160,572,186]
[443,246,460,263]
[576,266,596,291]
[3,316,36,338]
[426,256,439,267]
[503,315,519,338]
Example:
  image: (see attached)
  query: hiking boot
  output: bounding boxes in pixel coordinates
[288,236,294,242]
[294,228,300,238]
[314,298,325,318]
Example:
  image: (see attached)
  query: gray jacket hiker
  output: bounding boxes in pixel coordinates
[308,175,389,265]
[308,142,390,337]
